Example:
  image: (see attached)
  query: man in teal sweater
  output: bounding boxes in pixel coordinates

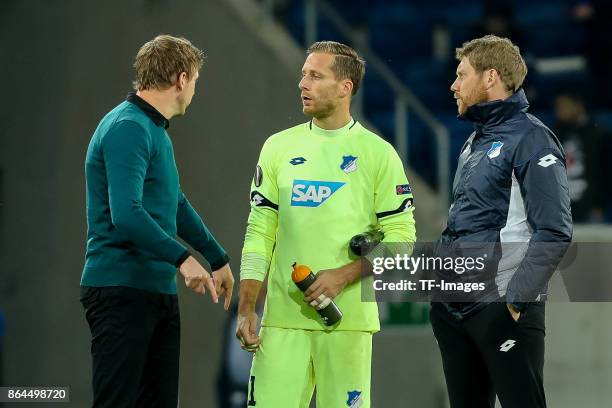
[80,35,234,408]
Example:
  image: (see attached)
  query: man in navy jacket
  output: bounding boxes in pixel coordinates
[430,35,572,408]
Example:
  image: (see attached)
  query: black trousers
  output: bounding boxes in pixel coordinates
[430,302,546,408]
[80,286,180,408]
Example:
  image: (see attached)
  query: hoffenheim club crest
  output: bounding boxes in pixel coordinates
[487,141,503,159]
[346,390,363,407]
[340,155,358,173]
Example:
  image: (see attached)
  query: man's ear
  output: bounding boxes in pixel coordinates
[341,79,354,98]
[486,69,499,89]
[177,72,188,91]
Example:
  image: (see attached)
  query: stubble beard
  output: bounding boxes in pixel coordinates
[459,84,488,115]
[304,99,335,120]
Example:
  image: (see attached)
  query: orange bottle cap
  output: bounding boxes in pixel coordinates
[291,262,312,283]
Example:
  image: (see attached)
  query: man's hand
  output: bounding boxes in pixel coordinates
[179,256,218,303]
[507,303,521,322]
[212,263,235,310]
[236,311,260,353]
[237,279,263,353]
[304,261,361,304]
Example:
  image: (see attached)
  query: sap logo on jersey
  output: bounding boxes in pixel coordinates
[291,180,345,207]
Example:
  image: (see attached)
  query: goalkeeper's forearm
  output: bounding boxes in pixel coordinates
[238,279,263,314]
[343,258,373,283]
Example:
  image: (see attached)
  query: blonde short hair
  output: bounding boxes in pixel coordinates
[133,34,204,91]
[456,35,527,92]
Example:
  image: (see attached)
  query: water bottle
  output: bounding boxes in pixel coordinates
[291,263,343,326]
[349,229,384,256]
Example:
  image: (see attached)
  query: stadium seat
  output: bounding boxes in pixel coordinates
[520,22,586,57]
[594,111,612,131]
[368,4,433,60]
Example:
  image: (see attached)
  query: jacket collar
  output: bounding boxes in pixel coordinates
[126,92,170,129]
[461,88,529,131]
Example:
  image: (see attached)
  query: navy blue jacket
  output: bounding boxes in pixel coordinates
[439,89,572,317]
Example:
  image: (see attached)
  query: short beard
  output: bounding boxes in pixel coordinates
[459,84,488,115]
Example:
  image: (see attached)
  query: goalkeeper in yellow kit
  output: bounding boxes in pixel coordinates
[236,41,416,407]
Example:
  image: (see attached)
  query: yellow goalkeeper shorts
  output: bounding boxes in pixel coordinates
[246,326,372,407]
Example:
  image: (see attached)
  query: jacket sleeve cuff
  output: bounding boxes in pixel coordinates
[174,250,191,268]
[209,253,230,271]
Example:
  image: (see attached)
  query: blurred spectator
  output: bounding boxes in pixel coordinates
[472,0,522,43]
[573,0,612,108]
[554,90,611,222]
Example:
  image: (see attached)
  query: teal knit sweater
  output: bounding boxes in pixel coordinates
[81,95,228,294]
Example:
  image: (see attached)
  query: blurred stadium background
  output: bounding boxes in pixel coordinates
[1,0,611,406]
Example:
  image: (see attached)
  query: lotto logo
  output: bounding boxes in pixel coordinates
[499,339,516,352]
[291,180,345,207]
[537,154,558,168]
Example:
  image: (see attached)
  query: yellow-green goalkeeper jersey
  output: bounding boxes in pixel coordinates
[241,119,416,332]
